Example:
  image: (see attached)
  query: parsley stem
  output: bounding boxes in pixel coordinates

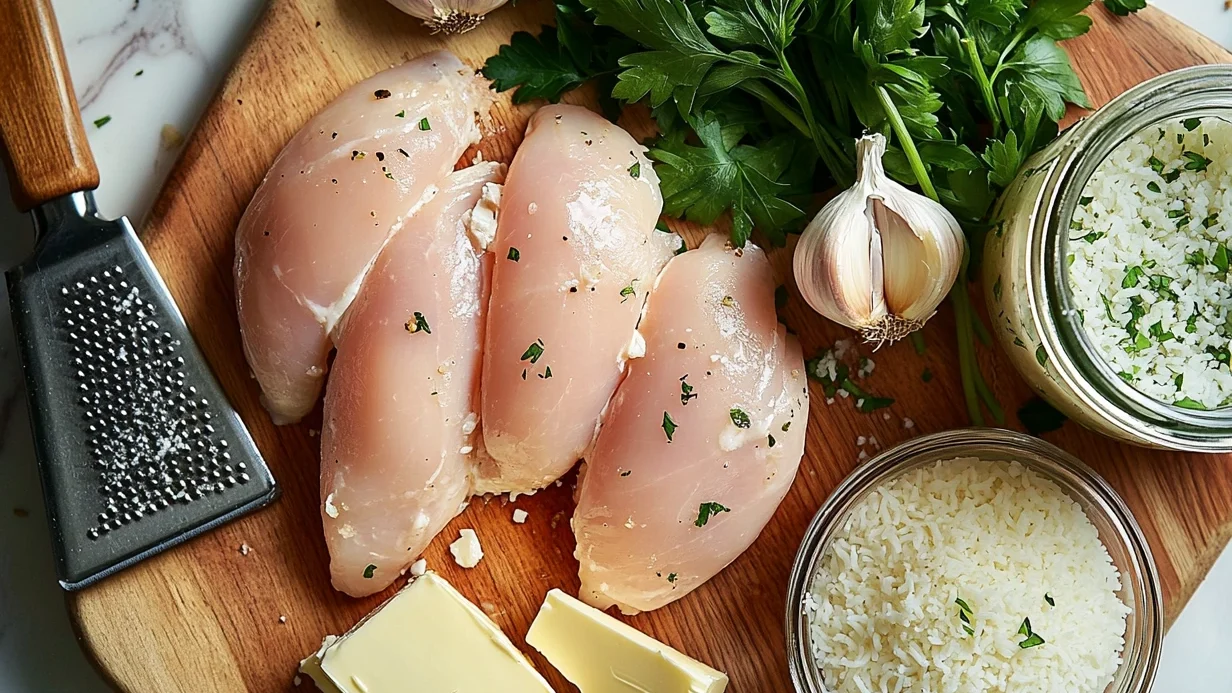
[875,84,998,424]
[741,79,850,181]
[875,86,937,202]
[950,250,1003,424]
[740,82,810,143]
[952,279,984,426]
[961,38,1001,138]
[977,372,1005,423]
[973,308,992,346]
[776,53,853,186]
[993,27,1029,80]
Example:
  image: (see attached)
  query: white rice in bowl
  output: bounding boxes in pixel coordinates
[805,458,1129,693]
[1068,116,1232,409]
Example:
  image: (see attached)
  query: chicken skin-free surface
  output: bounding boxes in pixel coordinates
[235,51,489,423]
[321,163,502,597]
[479,104,677,494]
[573,234,809,614]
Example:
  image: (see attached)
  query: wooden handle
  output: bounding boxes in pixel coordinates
[0,0,99,212]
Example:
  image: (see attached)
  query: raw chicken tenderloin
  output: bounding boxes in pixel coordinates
[573,234,809,614]
[479,105,677,494]
[321,162,503,597]
[235,51,488,423]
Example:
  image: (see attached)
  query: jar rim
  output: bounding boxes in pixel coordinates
[1032,65,1232,449]
[783,428,1163,693]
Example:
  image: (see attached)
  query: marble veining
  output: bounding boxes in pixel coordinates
[75,0,204,110]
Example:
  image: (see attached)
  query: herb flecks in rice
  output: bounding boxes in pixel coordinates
[1069,117,1232,409]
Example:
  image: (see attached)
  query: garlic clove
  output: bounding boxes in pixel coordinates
[877,191,964,324]
[797,187,879,331]
[793,133,964,345]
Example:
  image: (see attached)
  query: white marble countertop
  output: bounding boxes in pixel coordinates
[1,0,1230,691]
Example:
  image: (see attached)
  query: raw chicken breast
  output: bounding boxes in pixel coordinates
[320,162,502,597]
[235,51,489,423]
[572,234,808,614]
[479,104,677,493]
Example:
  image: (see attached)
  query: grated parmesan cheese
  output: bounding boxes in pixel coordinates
[806,458,1129,693]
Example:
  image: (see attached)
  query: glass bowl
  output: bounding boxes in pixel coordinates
[784,428,1163,693]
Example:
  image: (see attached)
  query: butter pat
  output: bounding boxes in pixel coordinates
[526,589,728,693]
[299,572,554,693]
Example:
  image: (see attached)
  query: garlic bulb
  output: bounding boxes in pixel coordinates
[793,133,964,345]
[386,0,507,34]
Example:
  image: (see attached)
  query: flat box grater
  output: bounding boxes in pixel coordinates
[1,0,277,589]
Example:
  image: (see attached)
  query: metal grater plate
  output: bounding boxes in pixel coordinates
[7,192,277,589]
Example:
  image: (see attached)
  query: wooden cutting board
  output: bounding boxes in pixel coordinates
[68,2,1232,691]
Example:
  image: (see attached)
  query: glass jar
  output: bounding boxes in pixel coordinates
[784,428,1163,693]
[983,65,1232,450]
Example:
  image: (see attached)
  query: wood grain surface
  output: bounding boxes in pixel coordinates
[68,2,1232,691]
[0,0,98,211]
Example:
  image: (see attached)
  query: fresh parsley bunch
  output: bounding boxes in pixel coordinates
[483,0,1142,424]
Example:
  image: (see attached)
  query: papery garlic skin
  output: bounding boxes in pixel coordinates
[386,0,507,34]
[793,133,964,345]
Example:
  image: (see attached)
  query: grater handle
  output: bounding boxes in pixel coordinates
[0,0,99,213]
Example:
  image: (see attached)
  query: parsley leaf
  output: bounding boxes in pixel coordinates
[1020,0,1093,40]
[1017,617,1046,648]
[1175,397,1208,410]
[1182,151,1213,172]
[694,501,730,527]
[651,113,806,246]
[966,0,1025,29]
[1000,35,1091,122]
[1019,632,1046,649]
[681,376,697,405]
[729,408,751,428]
[955,596,975,635]
[662,411,678,442]
[1102,0,1147,16]
[1215,244,1230,275]
[521,340,545,364]
[482,1,636,117]
[983,130,1024,188]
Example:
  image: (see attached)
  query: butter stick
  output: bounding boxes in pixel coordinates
[300,572,555,693]
[526,589,729,693]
